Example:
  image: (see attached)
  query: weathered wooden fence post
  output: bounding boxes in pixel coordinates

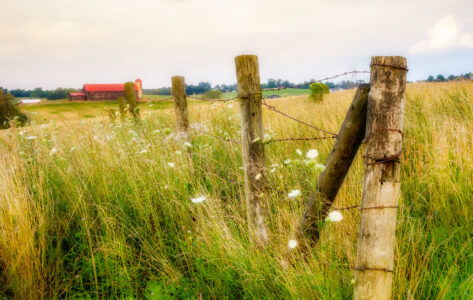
[235,55,269,245]
[172,76,189,133]
[354,56,407,300]
[124,82,140,121]
[299,84,370,241]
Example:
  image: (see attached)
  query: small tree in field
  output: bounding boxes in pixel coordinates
[124,82,140,121]
[202,89,223,100]
[310,82,330,102]
[0,90,28,129]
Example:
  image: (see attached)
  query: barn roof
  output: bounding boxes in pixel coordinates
[83,84,130,92]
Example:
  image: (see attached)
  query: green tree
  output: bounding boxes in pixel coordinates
[436,74,446,82]
[0,90,28,129]
[309,83,330,102]
[427,75,434,82]
[202,89,223,100]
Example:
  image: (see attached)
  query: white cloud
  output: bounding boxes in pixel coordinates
[409,15,473,54]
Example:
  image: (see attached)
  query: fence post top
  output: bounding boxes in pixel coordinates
[370,56,408,71]
[235,54,258,61]
[171,75,185,81]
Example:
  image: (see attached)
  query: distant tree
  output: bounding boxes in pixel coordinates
[202,89,223,100]
[0,89,28,129]
[427,75,434,82]
[310,83,330,102]
[436,74,446,82]
[447,75,456,81]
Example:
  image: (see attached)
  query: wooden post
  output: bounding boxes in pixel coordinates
[235,55,269,245]
[354,56,407,300]
[299,84,370,241]
[124,82,140,121]
[171,76,189,132]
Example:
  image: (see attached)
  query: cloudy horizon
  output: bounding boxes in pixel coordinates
[1,0,473,90]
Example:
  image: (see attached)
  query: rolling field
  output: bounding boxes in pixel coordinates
[1,82,472,299]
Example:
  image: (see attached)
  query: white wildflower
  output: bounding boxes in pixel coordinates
[283,159,291,165]
[191,196,206,203]
[31,112,38,115]
[184,142,192,148]
[255,173,262,180]
[70,147,76,153]
[50,147,57,155]
[139,149,148,154]
[314,163,326,172]
[270,163,280,168]
[326,211,343,222]
[270,168,276,173]
[288,189,301,198]
[25,136,37,140]
[306,149,319,159]
[167,162,175,168]
[18,131,26,136]
[296,149,302,156]
[175,150,182,155]
[288,239,298,249]
[228,104,233,109]
[262,134,272,144]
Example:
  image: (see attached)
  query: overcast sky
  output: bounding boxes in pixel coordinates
[1,0,473,89]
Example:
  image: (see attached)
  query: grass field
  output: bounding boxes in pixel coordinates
[1,82,472,299]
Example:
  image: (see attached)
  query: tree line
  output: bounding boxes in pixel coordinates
[425,73,473,82]
[0,87,78,100]
[143,79,365,96]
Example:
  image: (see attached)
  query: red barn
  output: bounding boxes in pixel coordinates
[69,79,142,101]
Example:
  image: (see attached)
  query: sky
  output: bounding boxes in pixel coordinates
[1,0,473,89]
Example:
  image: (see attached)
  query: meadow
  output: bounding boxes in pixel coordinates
[1,81,472,299]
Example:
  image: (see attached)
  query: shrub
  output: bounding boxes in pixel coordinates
[310,83,330,102]
[202,89,223,100]
[0,90,28,128]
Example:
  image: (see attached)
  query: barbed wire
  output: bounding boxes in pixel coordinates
[266,136,336,144]
[262,99,338,137]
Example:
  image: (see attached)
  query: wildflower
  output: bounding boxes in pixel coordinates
[270,163,280,168]
[167,162,175,168]
[175,150,182,155]
[314,163,326,172]
[255,173,262,180]
[296,149,302,156]
[40,124,48,128]
[325,211,343,222]
[288,189,301,198]
[80,120,86,125]
[305,159,317,168]
[70,147,76,153]
[191,196,206,203]
[350,279,356,285]
[262,134,272,144]
[288,239,298,249]
[139,149,148,154]
[50,147,57,156]
[18,131,26,136]
[283,159,291,165]
[228,104,233,109]
[25,136,37,140]
[184,142,192,148]
[270,168,276,173]
[306,149,318,159]
[31,112,38,115]
[252,137,261,143]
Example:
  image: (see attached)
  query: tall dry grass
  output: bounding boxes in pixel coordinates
[0,81,472,299]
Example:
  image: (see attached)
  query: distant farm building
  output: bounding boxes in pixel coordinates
[69,79,143,101]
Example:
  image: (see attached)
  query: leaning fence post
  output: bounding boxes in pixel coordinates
[172,76,189,133]
[299,84,370,241]
[354,56,407,300]
[235,55,269,245]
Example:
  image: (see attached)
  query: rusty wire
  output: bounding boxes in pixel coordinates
[266,136,336,144]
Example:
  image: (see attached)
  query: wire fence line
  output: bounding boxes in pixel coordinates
[144,70,371,144]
